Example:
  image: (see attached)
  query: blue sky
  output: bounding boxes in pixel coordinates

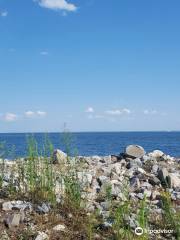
[0,0,180,132]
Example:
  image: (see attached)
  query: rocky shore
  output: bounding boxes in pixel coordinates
[0,145,180,240]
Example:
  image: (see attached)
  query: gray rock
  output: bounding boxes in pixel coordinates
[98,176,109,186]
[4,213,21,228]
[37,203,50,214]
[149,176,161,186]
[127,158,142,169]
[12,201,31,211]
[158,168,171,188]
[152,164,159,174]
[136,193,144,200]
[130,176,140,189]
[100,201,111,211]
[125,145,145,159]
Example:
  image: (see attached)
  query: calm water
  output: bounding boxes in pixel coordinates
[0,132,180,158]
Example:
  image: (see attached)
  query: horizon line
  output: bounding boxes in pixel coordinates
[0,130,179,134]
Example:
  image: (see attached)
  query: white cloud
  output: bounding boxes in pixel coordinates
[25,111,35,118]
[0,11,8,17]
[122,108,131,114]
[4,113,18,122]
[85,107,94,113]
[25,110,47,118]
[37,111,47,117]
[36,0,77,12]
[105,108,131,116]
[40,51,48,55]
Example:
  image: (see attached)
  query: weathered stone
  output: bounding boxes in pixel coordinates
[36,203,50,214]
[12,201,31,211]
[100,201,111,211]
[125,145,145,158]
[170,173,180,188]
[35,232,49,240]
[2,202,13,211]
[98,176,109,186]
[158,168,171,188]
[130,176,140,189]
[112,162,122,175]
[53,224,66,232]
[0,230,10,240]
[53,149,67,164]
[150,150,164,159]
[136,193,144,200]
[149,176,161,186]
[152,164,159,174]
[4,213,21,228]
[77,172,93,185]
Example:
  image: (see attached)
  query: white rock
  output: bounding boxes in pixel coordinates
[35,232,49,240]
[77,172,93,185]
[53,149,67,164]
[53,224,66,232]
[98,176,109,185]
[112,163,122,175]
[150,150,164,158]
[2,202,13,211]
[170,173,180,188]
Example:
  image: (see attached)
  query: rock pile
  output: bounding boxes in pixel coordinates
[0,145,180,239]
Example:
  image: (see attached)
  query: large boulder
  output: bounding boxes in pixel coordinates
[125,145,145,159]
[53,149,67,164]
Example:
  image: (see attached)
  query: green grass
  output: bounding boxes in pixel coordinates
[161,191,180,240]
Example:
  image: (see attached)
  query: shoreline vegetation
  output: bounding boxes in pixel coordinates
[0,134,180,240]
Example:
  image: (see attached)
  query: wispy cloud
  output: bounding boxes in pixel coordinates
[25,110,47,118]
[4,113,18,122]
[0,10,8,17]
[143,109,158,115]
[105,108,131,116]
[35,0,77,12]
[87,114,104,119]
[85,107,94,113]
[37,111,47,117]
[105,110,122,115]
[122,108,131,114]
